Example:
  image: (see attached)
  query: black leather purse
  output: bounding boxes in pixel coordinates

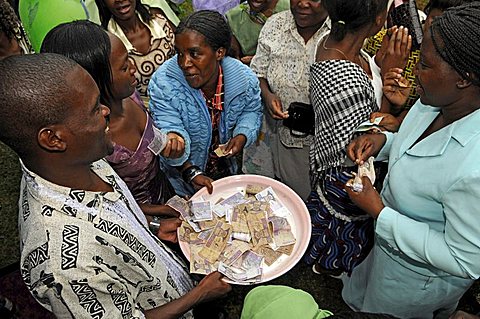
[283,102,315,137]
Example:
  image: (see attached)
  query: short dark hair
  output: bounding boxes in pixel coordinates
[430,2,480,86]
[95,0,151,29]
[176,10,232,55]
[40,20,113,106]
[424,0,477,15]
[323,0,389,41]
[0,54,80,159]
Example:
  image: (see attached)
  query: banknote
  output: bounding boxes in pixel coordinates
[241,250,264,270]
[178,222,204,245]
[255,187,283,212]
[275,244,295,256]
[247,209,273,247]
[213,192,248,217]
[178,221,193,242]
[191,201,213,222]
[230,205,250,234]
[214,143,232,157]
[245,184,265,195]
[220,240,251,266]
[346,156,376,192]
[217,262,248,281]
[246,200,271,215]
[199,221,232,263]
[269,216,296,247]
[253,244,283,266]
[147,125,168,155]
[167,195,201,232]
[217,261,262,282]
[197,218,219,230]
[190,245,216,275]
[197,228,214,241]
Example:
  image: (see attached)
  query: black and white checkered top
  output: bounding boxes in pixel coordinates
[309,59,379,188]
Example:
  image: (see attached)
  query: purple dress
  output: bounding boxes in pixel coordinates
[106,97,174,205]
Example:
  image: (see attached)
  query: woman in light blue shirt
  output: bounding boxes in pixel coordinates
[343,3,480,318]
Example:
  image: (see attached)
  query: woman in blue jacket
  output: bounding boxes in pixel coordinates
[148,10,262,196]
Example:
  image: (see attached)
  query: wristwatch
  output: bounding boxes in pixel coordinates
[148,216,161,234]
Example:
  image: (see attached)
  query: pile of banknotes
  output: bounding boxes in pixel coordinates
[167,185,297,284]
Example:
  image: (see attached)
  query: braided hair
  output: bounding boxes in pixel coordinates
[176,10,233,56]
[424,0,478,15]
[0,0,21,40]
[430,2,480,86]
[323,0,388,41]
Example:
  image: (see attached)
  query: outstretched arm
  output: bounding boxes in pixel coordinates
[145,272,231,319]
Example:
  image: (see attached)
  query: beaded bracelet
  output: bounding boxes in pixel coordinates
[182,165,204,184]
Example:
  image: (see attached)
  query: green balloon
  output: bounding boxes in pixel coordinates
[19,0,88,52]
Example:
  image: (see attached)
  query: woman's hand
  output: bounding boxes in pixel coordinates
[345,176,385,219]
[383,68,412,108]
[380,26,412,75]
[161,132,185,158]
[193,272,231,303]
[375,26,395,69]
[191,174,213,194]
[370,112,401,132]
[156,217,182,243]
[224,134,247,157]
[347,134,387,164]
[265,92,288,120]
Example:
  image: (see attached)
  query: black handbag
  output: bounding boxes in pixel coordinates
[283,102,315,137]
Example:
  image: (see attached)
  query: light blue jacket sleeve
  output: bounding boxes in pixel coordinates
[376,171,480,279]
[376,131,395,161]
[232,75,262,147]
[148,74,191,167]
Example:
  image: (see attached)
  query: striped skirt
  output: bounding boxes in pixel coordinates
[303,166,374,275]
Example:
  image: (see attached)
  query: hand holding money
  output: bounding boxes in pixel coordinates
[191,271,232,303]
[346,157,376,192]
[223,134,247,157]
[345,176,385,219]
[161,132,185,158]
[155,217,182,243]
[214,143,232,157]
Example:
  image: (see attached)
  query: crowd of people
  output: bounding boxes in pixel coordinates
[0,0,479,318]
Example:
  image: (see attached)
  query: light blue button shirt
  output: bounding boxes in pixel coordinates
[375,101,480,279]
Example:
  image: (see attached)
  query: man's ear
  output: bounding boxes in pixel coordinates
[216,47,226,61]
[38,126,67,152]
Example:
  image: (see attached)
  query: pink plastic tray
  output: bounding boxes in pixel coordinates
[178,174,311,285]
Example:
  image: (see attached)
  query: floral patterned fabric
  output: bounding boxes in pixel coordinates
[108,13,175,104]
